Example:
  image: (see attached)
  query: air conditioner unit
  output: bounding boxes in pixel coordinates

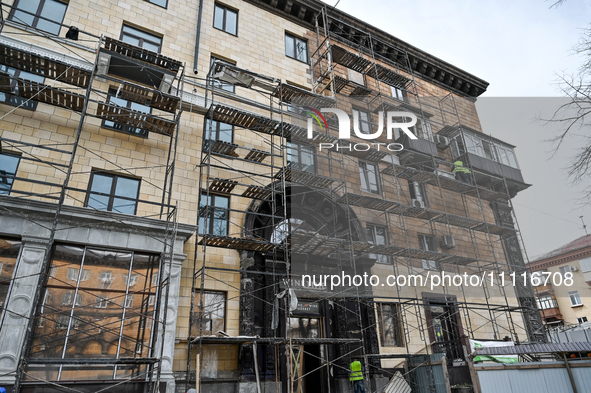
[442,235,455,249]
[411,199,425,209]
[571,266,579,272]
[433,134,450,148]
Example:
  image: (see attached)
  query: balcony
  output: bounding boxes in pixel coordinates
[396,134,439,170]
[456,152,530,197]
[540,307,563,322]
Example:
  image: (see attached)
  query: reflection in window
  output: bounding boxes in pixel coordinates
[191,291,226,335]
[359,161,380,194]
[199,193,229,236]
[0,238,22,316]
[10,0,68,35]
[120,24,162,52]
[271,218,315,244]
[366,224,389,264]
[213,3,238,35]
[288,318,319,338]
[287,142,315,172]
[86,171,141,215]
[28,245,160,383]
[0,152,20,194]
[205,119,233,143]
[418,235,437,270]
[353,108,371,135]
[285,33,308,63]
[377,303,404,347]
[0,65,44,111]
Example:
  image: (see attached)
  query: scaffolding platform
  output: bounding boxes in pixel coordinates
[96,102,176,136]
[0,42,92,87]
[276,167,335,188]
[272,83,335,108]
[382,164,507,201]
[198,235,275,252]
[0,73,85,111]
[102,37,182,72]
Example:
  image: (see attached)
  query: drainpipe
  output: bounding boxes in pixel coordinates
[193,0,205,73]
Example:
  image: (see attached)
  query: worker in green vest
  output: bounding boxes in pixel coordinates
[350,358,365,393]
[453,160,472,185]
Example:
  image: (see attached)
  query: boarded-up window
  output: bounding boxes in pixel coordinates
[377,303,404,347]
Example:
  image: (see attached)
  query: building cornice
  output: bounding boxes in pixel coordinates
[529,247,591,271]
[242,0,489,98]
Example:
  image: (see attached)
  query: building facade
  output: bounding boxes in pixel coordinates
[0,0,543,392]
[530,234,591,328]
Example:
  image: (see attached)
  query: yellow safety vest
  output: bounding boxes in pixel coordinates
[350,361,364,381]
[453,161,471,174]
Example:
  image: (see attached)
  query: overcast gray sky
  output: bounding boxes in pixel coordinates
[333,0,591,259]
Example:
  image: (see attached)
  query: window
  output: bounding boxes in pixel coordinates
[285,33,308,63]
[124,294,134,308]
[192,291,226,335]
[353,108,371,135]
[569,291,582,307]
[289,317,320,339]
[199,193,229,236]
[367,224,389,264]
[10,0,68,35]
[95,296,108,309]
[86,171,141,215]
[123,273,139,287]
[377,303,404,347]
[418,235,437,270]
[205,119,233,143]
[578,317,588,324]
[103,88,151,137]
[359,161,380,194]
[48,266,58,278]
[560,266,572,278]
[61,291,82,306]
[66,268,90,281]
[100,271,113,289]
[391,86,406,101]
[0,152,20,195]
[0,66,44,111]
[287,142,315,172]
[348,68,365,85]
[581,258,591,273]
[146,0,167,8]
[210,57,236,93]
[536,296,558,310]
[408,180,427,206]
[453,133,520,169]
[213,3,237,35]
[121,24,162,52]
[55,315,70,330]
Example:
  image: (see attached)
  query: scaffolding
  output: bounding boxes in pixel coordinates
[0,2,186,391]
[189,5,544,393]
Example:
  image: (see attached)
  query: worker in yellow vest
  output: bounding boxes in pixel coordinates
[349,358,365,393]
[453,160,472,185]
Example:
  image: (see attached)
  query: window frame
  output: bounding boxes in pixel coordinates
[285,32,308,63]
[102,87,152,138]
[0,66,44,111]
[366,224,389,264]
[359,160,380,195]
[408,180,428,206]
[578,316,588,324]
[120,24,163,53]
[0,151,21,195]
[391,85,406,101]
[145,0,168,9]
[85,171,141,215]
[192,290,227,336]
[377,303,404,347]
[569,291,582,307]
[9,0,68,35]
[352,108,372,135]
[536,296,558,310]
[209,56,236,93]
[205,119,234,144]
[199,193,230,236]
[213,3,238,36]
[418,234,438,271]
[287,141,316,173]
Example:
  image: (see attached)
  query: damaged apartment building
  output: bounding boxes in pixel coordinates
[0,0,544,392]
